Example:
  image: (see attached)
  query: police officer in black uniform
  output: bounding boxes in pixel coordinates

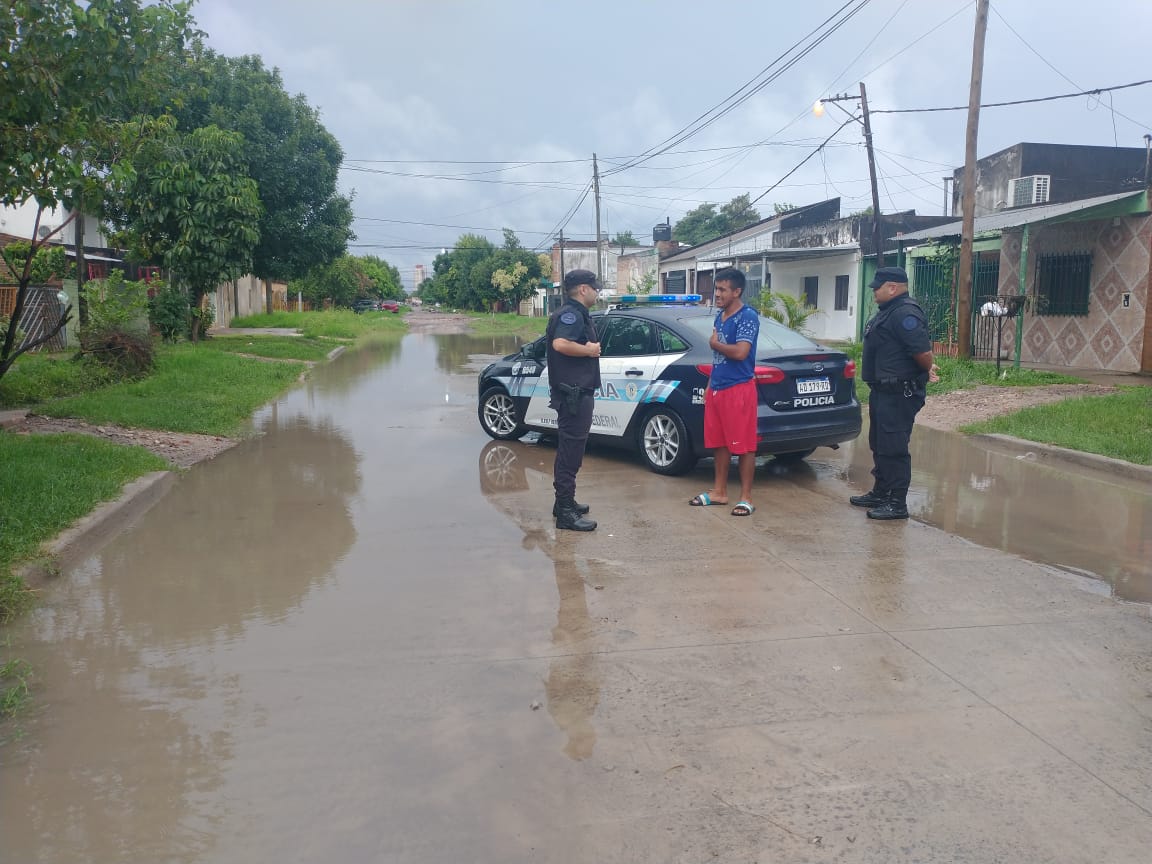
[851,266,939,521]
[546,269,603,531]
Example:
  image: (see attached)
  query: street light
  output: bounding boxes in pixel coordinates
[813,84,884,267]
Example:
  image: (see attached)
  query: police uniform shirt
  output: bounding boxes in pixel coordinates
[862,294,931,383]
[546,299,601,391]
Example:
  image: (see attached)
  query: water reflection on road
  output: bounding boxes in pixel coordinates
[811,423,1152,605]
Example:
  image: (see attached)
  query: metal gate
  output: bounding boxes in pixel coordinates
[912,254,1001,356]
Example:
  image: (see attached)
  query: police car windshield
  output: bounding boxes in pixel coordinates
[679,313,817,351]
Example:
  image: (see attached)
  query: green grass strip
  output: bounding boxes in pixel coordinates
[464,312,547,338]
[0,352,114,409]
[851,357,1082,404]
[963,386,1152,465]
[199,335,337,362]
[229,309,407,340]
[0,432,168,622]
[36,344,306,437]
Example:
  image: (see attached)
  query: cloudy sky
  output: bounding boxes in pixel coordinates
[191,0,1152,289]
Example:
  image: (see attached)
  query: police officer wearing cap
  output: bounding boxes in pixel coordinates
[546,269,603,531]
[851,266,940,520]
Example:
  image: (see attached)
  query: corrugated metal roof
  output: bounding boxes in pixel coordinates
[898,191,1145,242]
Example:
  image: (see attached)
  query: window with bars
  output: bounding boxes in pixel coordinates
[1035,251,1091,316]
[834,274,849,311]
[803,276,819,308]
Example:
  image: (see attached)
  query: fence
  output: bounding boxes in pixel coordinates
[912,255,1001,357]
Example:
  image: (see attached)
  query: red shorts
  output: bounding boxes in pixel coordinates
[704,380,758,455]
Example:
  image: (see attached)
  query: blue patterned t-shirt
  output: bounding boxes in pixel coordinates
[709,304,759,391]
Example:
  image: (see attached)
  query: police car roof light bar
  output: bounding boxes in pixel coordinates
[616,294,703,305]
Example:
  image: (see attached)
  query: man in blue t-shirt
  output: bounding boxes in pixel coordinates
[689,267,760,516]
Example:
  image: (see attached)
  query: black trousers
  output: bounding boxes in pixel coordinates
[868,388,925,502]
[552,391,594,501]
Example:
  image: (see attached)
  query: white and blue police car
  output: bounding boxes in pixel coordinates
[477,294,862,475]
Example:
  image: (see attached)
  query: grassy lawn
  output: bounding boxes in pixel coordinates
[0,352,113,409]
[838,345,1083,403]
[35,344,306,436]
[0,432,168,624]
[465,312,547,338]
[199,335,337,362]
[230,309,407,340]
[964,386,1152,465]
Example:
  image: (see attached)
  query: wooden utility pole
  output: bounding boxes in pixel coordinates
[592,153,603,285]
[956,0,990,359]
[859,82,884,268]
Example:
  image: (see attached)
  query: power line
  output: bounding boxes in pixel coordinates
[872,78,1152,115]
[750,117,856,206]
[989,5,1150,132]
[604,0,872,177]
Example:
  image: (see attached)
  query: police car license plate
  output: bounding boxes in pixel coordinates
[796,376,831,394]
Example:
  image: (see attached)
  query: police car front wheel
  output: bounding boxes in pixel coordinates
[638,408,696,475]
[479,387,526,440]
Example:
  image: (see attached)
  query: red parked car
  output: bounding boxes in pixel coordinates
[379,299,401,313]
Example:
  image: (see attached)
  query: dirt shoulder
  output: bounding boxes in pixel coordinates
[917,383,1118,431]
[8,415,236,468]
[405,309,473,334]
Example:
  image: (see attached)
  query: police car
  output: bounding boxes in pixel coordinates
[477,294,861,475]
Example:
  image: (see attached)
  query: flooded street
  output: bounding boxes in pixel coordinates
[2,328,1150,863]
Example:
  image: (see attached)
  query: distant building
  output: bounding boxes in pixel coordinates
[952,142,1148,218]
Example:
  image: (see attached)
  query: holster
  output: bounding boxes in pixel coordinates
[556,382,584,414]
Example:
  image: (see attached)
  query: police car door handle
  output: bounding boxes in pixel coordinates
[625,368,644,376]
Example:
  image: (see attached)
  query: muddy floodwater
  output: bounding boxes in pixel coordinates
[2,329,1149,864]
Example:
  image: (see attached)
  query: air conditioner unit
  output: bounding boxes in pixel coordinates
[1009,175,1051,207]
[37,224,58,238]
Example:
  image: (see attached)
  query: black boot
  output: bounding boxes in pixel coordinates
[849,489,888,508]
[552,499,590,517]
[555,499,597,531]
[867,498,909,520]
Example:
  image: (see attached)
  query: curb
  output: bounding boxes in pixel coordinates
[15,470,175,590]
[326,345,346,361]
[973,433,1152,482]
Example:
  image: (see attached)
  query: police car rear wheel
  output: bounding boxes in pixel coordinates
[639,408,695,475]
[479,387,526,440]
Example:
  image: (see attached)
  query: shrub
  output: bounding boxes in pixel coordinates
[78,273,155,377]
[148,282,190,342]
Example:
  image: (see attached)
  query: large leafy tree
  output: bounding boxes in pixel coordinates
[291,254,403,309]
[0,0,194,378]
[672,194,762,247]
[170,50,354,312]
[424,232,545,312]
[117,122,262,338]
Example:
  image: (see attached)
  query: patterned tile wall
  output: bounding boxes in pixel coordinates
[996,216,1150,371]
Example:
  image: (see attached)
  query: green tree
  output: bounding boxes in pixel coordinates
[170,50,355,313]
[612,230,639,252]
[117,123,262,339]
[0,0,194,378]
[673,195,761,247]
[773,202,798,215]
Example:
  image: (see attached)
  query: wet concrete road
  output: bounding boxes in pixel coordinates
[2,330,1150,863]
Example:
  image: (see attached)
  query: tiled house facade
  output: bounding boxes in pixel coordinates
[997,214,1151,372]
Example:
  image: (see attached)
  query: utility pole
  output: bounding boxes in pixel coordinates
[558,228,566,277]
[956,0,990,360]
[942,176,952,217]
[592,153,603,285]
[859,82,883,269]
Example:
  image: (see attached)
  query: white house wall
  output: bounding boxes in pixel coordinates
[0,202,111,247]
[767,254,859,342]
